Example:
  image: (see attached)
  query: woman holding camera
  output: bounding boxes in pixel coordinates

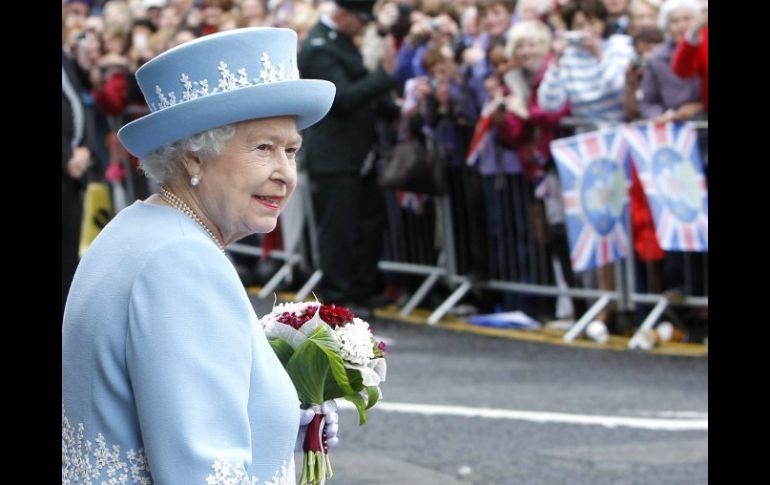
[537,0,635,125]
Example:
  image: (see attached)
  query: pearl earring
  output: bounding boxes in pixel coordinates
[191,175,200,186]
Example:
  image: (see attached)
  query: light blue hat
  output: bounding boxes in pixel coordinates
[118,28,335,159]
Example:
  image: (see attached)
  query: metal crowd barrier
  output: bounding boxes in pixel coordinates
[377,116,708,350]
[379,188,450,318]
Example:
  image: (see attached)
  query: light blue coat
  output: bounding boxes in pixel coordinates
[62,201,300,484]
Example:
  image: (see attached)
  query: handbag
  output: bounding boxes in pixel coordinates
[379,137,447,195]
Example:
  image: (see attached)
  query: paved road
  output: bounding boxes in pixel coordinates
[251,297,708,484]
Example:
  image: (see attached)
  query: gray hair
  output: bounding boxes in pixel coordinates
[658,0,700,33]
[139,124,237,184]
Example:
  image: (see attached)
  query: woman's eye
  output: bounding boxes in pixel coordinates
[256,144,271,152]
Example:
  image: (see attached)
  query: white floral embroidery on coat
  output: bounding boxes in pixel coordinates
[205,455,296,485]
[62,402,153,485]
[151,53,298,112]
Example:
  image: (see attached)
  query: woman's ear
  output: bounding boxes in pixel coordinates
[180,152,203,180]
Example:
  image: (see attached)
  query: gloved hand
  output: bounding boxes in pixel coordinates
[296,400,339,452]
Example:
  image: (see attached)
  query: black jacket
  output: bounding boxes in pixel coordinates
[298,21,399,175]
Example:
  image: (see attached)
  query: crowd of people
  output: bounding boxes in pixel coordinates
[63,0,708,335]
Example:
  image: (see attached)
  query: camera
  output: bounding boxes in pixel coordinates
[630,57,648,70]
[563,30,585,45]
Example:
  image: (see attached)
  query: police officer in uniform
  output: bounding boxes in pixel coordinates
[298,0,400,311]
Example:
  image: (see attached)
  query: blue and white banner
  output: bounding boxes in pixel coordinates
[550,129,630,272]
[624,122,708,251]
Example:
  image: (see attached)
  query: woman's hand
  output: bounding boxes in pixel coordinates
[625,64,643,87]
[461,46,486,66]
[673,101,705,120]
[505,95,529,119]
[687,20,707,43]
[67,147,90,179]
[581,30,603,60]
[296,400,339,452]
[654,102,704,123]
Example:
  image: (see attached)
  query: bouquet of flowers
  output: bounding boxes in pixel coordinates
[260,302,387,485]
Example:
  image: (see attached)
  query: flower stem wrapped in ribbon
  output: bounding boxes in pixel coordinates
[260,302,387,485]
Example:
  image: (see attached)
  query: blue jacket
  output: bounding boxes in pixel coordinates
[62,201,300,484]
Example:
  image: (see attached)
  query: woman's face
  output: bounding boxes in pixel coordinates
[481,4,512,37]
[430,60,453,84]
[169,29,196,49]
[571,11,605,39]
[203,5,223,25]
[159,7,181,30]
[516,38,549,72]
[483,74,502,99]
[240,0,265,20]
[517,0,545,21]
[430,14,458,47]
[602,0,628,16]
[699,0,708,22]
[668,8,696,43]
[629,2,657,34]
[103,4,130,30]
[198,116,300,241]
[103,33,127,55]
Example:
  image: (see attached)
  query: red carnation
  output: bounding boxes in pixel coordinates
[319,304,355,328]
[277,305,319,329]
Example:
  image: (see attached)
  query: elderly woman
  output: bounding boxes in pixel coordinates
[62,28,338,484]
[639,0,703,122]
[494,20,567,180]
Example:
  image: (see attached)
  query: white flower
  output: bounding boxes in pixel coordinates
[331,318,375,366]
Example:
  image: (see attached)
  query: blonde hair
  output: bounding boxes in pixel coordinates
[504,20,552,60]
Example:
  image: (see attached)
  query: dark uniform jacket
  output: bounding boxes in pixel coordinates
[298,21,399,175]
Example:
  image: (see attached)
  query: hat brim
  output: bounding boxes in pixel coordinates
[118,79,335,159]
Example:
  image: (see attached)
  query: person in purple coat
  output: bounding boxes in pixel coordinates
[638,0,703,122]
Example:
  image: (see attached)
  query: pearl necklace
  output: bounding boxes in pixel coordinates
[159,186,225,253]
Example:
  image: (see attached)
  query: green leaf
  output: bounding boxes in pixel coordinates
[344,393,368,425]
[286,326,356,405]
[286,338,329,404]
[365,385,380,410]
[269,338,295,367]
[323,366,364,401]
[306,326,356,396]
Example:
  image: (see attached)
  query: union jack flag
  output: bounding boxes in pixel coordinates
[623,122,708,251]
[550,128,630,272]
[466,103,496,167]
[397,190,429,214]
